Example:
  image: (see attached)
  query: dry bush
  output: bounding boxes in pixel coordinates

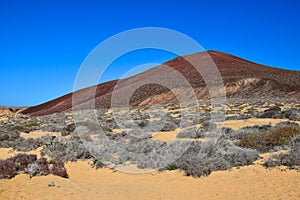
[239,126,300,152]
[264,135,300,170]
[0,154,68,179]
[173,139,259,177]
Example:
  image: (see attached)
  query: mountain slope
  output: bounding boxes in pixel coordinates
[22,50,300,116]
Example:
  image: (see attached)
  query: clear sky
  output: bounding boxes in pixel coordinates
[0,0,299,106]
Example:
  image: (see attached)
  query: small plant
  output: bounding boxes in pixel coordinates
[166,163,177,171]
[93,158,102,165]
[92,158,105,169]
[24,122,41,127]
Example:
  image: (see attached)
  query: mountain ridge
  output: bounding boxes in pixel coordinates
[22,50,300,116]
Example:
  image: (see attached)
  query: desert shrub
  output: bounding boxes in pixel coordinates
[15,138,44,151]
[40,123,76,136]
[61,123,76,136]
[283,109,300,121]
[40,124,65,132]
[275,121,299,128]
[264,135,300,170]
[41,136,91,162]
[174,139,259,177]
[0,154,68,179]
[0,130,46,151]
[256,106,282,118]
[0,129,20,141]
[126,138,160,154]
[228,125,272,140]
[25,157,49,177]
[92,158,105,169]
[165,163,177,171]
[136,120,148,128]
[38,113,66,124]
[0,128,32,150]
[93,158,101,165]
[24,122,41,127]
[48,160,68,178]
[124,137,258,177]
[0,154,37,179]
[239,126,300,152]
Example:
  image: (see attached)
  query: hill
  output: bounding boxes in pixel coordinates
[22,50,300,116]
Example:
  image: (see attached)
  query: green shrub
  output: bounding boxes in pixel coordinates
[165,163,177,171]
[24,122,41,127]
[239,126,300,151]
[92,158,105,169]
[93,158,101,165]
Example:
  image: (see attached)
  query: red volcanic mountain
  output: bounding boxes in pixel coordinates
[22,50,300,116]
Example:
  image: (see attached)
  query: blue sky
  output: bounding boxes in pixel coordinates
[0,0,299,106]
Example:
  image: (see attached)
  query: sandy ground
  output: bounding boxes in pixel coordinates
[0,147,45,160]
[219,118,300,130]
[0,158,300,200]
[20,131,61,139]
[152,129,179,142]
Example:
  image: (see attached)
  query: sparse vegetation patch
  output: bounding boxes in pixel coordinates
[0,154,68,179]
[239,126,300,152]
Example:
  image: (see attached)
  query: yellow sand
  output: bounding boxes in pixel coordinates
[20,130,61,139]
[0,159,299,200]
[220,118,300,130]
[151,127,209,142]
[152,129,179,142]
[112,128,131,134]
[0,147,45,160]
